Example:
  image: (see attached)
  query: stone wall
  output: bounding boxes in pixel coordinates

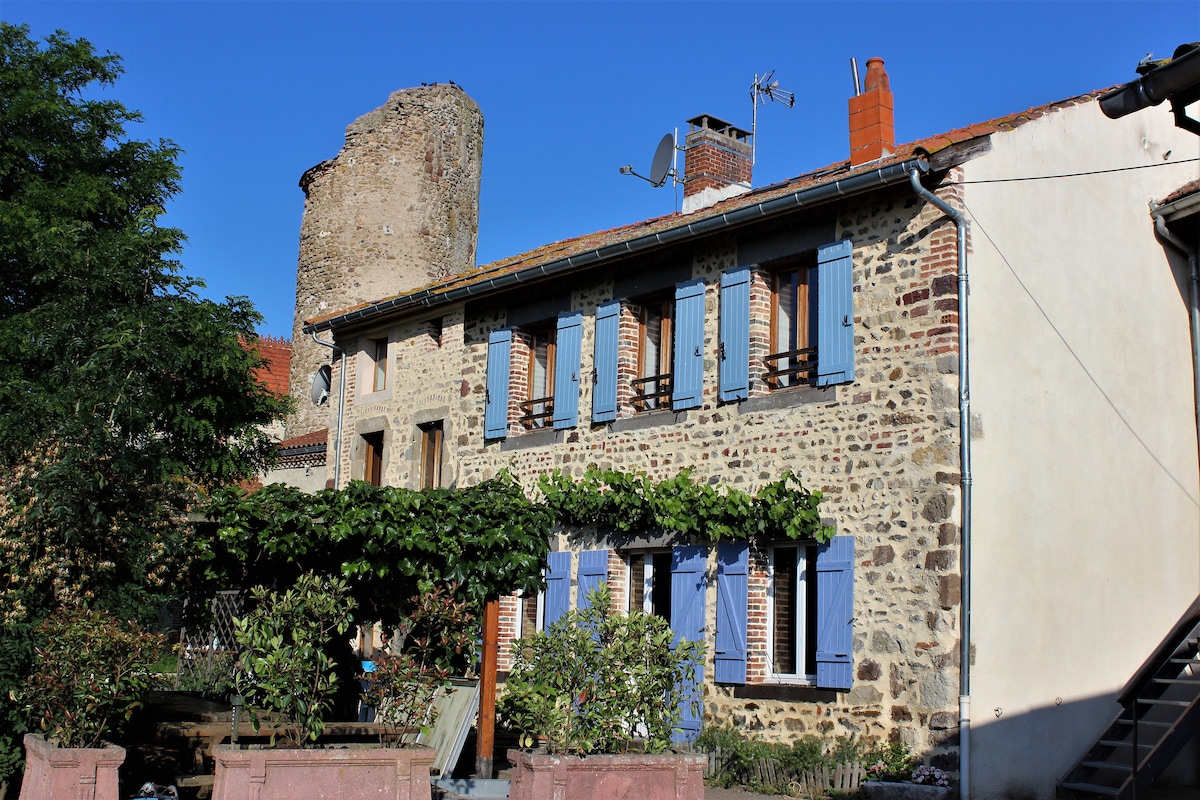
[325,177,967,760]
[288,84,483,438]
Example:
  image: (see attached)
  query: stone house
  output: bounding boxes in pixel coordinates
[291,59,1200,798]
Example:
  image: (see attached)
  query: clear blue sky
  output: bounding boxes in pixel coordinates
[4,1,1196,338]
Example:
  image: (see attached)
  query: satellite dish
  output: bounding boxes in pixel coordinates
[649,133,674,187]
[311,364,332,406]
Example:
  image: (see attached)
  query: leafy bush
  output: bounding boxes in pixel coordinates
[233,572,354,748]
[20,606,164,748]
[499,583,704,755]
[862,740,916,781]
[175,648,238,700]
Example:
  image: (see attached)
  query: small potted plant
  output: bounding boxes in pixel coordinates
[17,606,163,800]
[210,572,435,800]
[861,741,954,800]
[498,584,706,800]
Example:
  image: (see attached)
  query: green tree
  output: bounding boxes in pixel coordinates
[0,23,288,783]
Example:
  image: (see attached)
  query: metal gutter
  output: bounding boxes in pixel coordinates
[909,167,972,800]
[303,157,931,334]
[1099,45,1200,134]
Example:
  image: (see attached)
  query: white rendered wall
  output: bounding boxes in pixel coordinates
[963,97,1200,797]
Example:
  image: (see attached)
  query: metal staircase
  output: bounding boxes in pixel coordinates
[1060,595,1200,798]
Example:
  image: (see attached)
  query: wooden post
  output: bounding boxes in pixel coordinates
[475,597,500,779]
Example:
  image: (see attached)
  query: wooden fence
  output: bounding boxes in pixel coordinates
[704,750,865,797]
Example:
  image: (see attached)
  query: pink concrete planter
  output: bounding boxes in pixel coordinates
[18,733,125,800]
[212,745,435,800]
[507,749,705,800]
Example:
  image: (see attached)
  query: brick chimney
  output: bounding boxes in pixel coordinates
[682,114,752,214]
[849,57,895,166]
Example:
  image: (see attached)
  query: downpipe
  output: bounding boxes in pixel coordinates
[1152,213,1200,476]
[910,166,972,800]
[311,332,346,489]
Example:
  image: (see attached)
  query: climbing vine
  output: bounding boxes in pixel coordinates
[537,466,833,543]
[199,466,832,625]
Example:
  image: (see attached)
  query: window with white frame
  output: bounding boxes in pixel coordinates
[767,543,818,679]
[370,336,389,392]
[625,551,673,618]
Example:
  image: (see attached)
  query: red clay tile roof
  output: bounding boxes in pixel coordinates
[277,428,328,451]
[1161,178,1200,206]
[307,89,1107,329]
[248,336,292,397]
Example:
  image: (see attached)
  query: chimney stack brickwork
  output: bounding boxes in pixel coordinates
[682,114,753,214]
[849,57,896,166]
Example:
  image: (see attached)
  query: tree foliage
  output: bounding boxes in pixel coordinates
[0,22,288,781]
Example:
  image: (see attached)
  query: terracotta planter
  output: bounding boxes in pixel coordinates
[862,781,954,800]
[18,733,125,800]
[507,749,705,800]
[212,745,435,800]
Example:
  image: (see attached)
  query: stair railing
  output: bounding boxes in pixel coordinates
[1115,593,1200,799]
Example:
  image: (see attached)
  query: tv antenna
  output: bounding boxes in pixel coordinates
[619,132,678,188]
[751,70,795,165]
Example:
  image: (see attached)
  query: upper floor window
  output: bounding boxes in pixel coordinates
[519,326,556,430]
[370,337,389,392]
[485,312,583,440]
[766,260,817,390]
[718,238,856,402]
[633,298,672,412]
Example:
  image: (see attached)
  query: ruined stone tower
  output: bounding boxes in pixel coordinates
[287,84,484,437]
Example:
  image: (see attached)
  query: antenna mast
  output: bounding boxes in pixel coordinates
[751,70,795,165]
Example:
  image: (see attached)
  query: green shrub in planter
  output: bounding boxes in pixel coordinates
[20,606,163,748]
[233,572,354,748]
[499,584,704,755]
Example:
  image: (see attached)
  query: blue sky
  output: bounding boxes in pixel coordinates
[4,1,1196,338]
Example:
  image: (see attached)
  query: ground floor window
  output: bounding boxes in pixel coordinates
[768,544,818,678]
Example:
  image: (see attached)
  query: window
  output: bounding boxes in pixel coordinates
[714,536,854,690]
[768,544,818,677]
[418,421,443,489]
[626,279,705,415]
[626,551,673,618]
[370,337,389,392]
[516,592,543,639]
[362,431,384,486]
[519,326,555,429]
[485,312,583,440]
[633,299,672,412]
[765,259,817,390]
[718,239,856,400]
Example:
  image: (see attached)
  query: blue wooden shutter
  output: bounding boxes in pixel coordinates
[816,239,855,386]
[815,535,854,690]
[544,551,571,629]
[484,330,511,439]
[576,549,609,611]
[670,545,707,745]
[715,541,749,684]
[718,268,750,402]
[672,279,706,410]
[592,300,619,423]
[552,311,583,430]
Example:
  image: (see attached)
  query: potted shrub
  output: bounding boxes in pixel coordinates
[17,606,163,800]
[498,584,706,800]
[861,741,954,800]
[211,572,435,800]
